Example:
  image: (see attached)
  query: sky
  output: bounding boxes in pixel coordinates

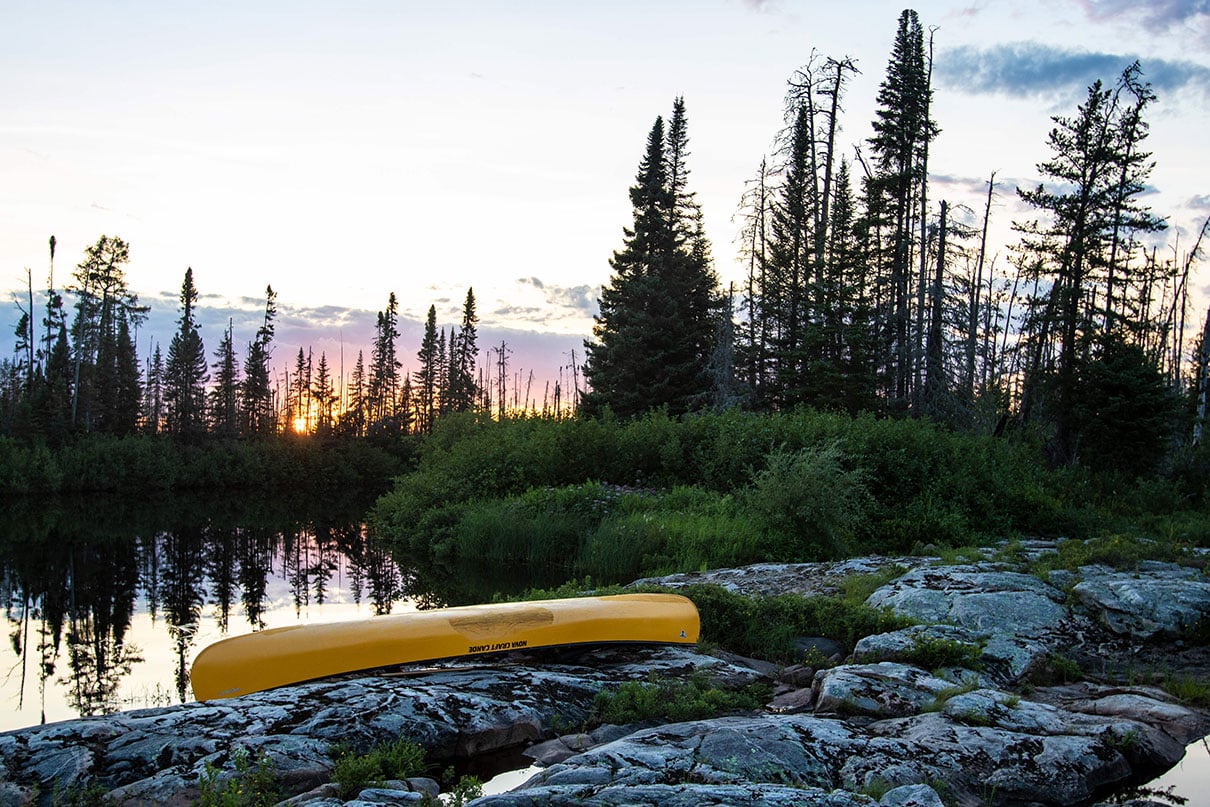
[2,0,1208,393]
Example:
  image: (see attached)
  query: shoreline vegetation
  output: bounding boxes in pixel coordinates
[0,433,407,496]
[368,409,1210,602]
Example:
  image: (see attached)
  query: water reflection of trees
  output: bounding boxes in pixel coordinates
[0,491,409,724]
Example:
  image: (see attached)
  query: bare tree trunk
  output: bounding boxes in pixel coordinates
[968,173,996,399]
[925,200,947,414]
[1195,306,1209,445]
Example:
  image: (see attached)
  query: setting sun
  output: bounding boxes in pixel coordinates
[292,417,308,435]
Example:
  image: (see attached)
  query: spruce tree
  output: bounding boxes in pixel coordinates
[448,288,479,412]
[209,320,240,439]
[1014,62,1165,464]
[241,286,276,437]
[868,9,936,404]
[113,317,142,435]
[414,305,439,432]
[583,100,721,418]
[367,293,400,427]
[68,236,145,432]
[765,104,814,406]
[343,350,367,437]
[164,267,209,440]
[312,352,334,436]
[144,343,164,436]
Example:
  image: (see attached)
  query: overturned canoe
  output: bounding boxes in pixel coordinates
[189,592,700,701]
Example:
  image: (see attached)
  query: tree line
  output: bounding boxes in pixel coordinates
[0,234,572,443]
[3,7,1208,479]
[583,9,1209,476]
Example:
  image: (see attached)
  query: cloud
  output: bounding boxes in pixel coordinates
[493,304,545,318]
[516,277,597,315]
[547,285,597,313]
[937,43,1210,105]
[1075,0,1210,39]
[945,4,987,20]
[1187,194,1210,209]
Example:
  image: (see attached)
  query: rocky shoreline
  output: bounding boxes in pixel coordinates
[3,541,1209,806]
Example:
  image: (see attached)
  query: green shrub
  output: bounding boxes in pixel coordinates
[329,737,427,800]
[1159,673,1210,708]
[367,409,1210,588]
[680,584,912,663]
[589,671,770,725]
[739,442,871,560]
[902,633,983,671]
[1031,534,1195,575]
[198,747,280,807]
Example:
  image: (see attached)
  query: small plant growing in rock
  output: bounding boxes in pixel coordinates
[904,633,983,672]
[1101,727,1142,752]
[839,566,906,605]
[198,747,280,807]
[429,769,483,807]
[48,782,109,807]
[1047,653,1083,684]
[329,736,427,800]
[859,775,894,798]
[589,671,770,725]
[1159,673,1210,708]
[924,679,979,712]
[951,708,995,728]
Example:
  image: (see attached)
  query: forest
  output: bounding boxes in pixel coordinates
[1,8,1207,500]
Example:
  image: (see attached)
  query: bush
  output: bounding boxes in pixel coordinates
[368,409,1210,591]
[680,584,913,663]
[738,442,871,560]
[589,671,770,725]
[329,737,427,800]
[198,747,280,807]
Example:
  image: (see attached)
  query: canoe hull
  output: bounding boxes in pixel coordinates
[190,593,700,700]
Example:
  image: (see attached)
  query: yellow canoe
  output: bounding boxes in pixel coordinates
[190,593,700,701]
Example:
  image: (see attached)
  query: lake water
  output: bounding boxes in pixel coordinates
[0,490,417,732]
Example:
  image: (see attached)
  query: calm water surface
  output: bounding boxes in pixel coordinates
[0,491,416,732]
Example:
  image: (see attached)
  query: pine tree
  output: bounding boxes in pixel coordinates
[312,352,335,436]
[583,100,721,418]
[414,305,439,432]
[868,9,936,404]
[448,288,479,413]
[1014,62,1165,464]
[241,286,276,437]
[67,236,146,432]
[209,320,240,439]
[164,267,209,440]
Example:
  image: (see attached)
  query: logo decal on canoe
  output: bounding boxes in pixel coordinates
[468,640,529,654]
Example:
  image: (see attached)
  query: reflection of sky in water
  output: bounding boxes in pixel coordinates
[1145,738,1210,794]
[0,534,412,732]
